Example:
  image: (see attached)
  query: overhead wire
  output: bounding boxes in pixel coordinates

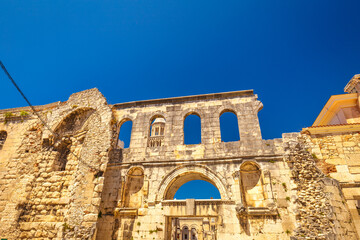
[0,60,85,164]
[0,61,106,224]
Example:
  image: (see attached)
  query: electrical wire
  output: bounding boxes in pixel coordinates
[0,61,55,134]
[0,60,85,164]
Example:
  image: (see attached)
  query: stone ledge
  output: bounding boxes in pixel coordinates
[114,208,138,217]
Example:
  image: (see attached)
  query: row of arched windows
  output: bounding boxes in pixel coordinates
[118,110,240,148]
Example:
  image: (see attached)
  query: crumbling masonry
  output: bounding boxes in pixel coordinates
[0,81,360,239]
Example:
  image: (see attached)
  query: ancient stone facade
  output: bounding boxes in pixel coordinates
[0,81,359,240]
[0,89,114,239]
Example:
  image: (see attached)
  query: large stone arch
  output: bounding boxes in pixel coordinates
[156,164,230,201]
[51,107,96,134]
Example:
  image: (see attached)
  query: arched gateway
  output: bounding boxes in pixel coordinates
[157,164,230,201]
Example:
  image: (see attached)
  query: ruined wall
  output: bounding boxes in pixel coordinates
[302,131,360,238]
[283,133,358,240]
[0,89,114,240]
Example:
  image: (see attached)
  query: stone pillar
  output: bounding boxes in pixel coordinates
[186,199,196,215]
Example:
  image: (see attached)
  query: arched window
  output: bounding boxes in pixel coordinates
[182,226,189,240]
[0,131,7,150]
[174,180,221,200]
[184,113,201,145]
[148,115,166,147]
[191,228,197,240]
[220,111,240,142]
[118,120,132,148]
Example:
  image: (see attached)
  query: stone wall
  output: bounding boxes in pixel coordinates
[1,88,359,240]
[283,133,358,240]
[0,89,114,240]
[112,90,267,163]
[302,131,360,238]
[96,91,301,240]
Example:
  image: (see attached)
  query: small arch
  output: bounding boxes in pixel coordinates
[118,119,133,148]
[240,160,261,171]
[220,110,240,142]
[0,131,7,150]
[123,167,144,208]
[182,226,189,240]
[191,227,198,240]
[125,165,144,177]
[184,112,201,145]
[240,161,265,207]
[149,114,166,136]
[148,115,166,147]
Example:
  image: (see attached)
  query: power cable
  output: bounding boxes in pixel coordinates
[0,60,84,163]
[0,61,58,137]
[0,61,103,225]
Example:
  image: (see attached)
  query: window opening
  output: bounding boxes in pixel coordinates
[191,228,197,240]
[148,116,165,147]
[220,111,240,142]
[174,180,221,200]
[184,114,201,145]
[0,131,7,150]
[55,137,72,171]
[118,120,133,148]
[182,226,189,240]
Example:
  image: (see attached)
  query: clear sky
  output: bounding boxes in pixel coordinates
[1,0,360,197]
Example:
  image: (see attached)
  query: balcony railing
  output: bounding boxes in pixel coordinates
[148,136,164,147]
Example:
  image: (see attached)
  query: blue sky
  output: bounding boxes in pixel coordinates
[1,0,360,139]
[1,0,360,198]
[174,180,221,200]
